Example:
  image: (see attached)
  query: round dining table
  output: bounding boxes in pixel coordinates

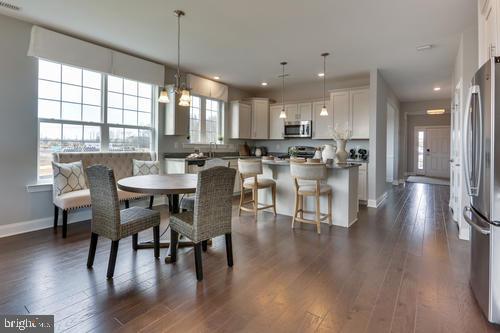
[117,173,198,263]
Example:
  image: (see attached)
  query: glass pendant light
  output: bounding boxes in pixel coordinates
[320,52,330,116]
[159,10,191,106]
[279,61,288,119]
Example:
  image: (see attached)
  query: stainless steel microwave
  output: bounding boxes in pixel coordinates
[284,121,312,138]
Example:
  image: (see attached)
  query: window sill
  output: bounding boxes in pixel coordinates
[26,182,53,193]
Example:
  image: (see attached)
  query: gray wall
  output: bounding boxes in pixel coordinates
[0,14,54,227]
[405,113,451,172]
[399,99,451,176]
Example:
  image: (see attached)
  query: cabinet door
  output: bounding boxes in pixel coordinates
[331,91,350,130]
[251,100,269,139]
[285,104,298,121]
[312,100,333,139]
[350,88,370,139]
[358,163,367,201]
[298,103,312,121]
[239,103,252,139]
[269,105,284,139]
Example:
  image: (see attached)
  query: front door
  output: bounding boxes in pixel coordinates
[425,127,451,178]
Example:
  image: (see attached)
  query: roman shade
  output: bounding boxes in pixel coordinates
[187,74,228,102]
[28,26,165,86]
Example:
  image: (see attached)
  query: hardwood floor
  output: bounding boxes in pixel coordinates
[0,183,499,332]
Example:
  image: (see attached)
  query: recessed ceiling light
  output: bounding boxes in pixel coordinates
[213,76,220,80]
[318,73,325,77]
[261,82,268,86]
[433,87,441,91]
[427,109,445,115]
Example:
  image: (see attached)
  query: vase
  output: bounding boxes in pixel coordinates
[322,144,335,163]
[335,139,348,163]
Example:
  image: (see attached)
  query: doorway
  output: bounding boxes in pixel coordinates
[414,126,451,179]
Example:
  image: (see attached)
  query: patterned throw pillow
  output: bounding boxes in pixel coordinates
[133,159,160,176]
[52,161,87,196]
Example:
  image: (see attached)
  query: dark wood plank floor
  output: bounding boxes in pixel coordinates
[0,183,499,332]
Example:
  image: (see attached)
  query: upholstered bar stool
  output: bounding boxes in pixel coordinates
[238,159,276,218]
[290,162,332,234]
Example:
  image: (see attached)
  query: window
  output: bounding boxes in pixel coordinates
[188,95,223,144]
[37,59,155,179]
[417,130,425,170]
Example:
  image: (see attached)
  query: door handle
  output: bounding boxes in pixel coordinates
[463,206,490,235]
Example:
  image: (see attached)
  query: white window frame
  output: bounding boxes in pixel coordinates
[37,59,156,180]
[188,94,224,144]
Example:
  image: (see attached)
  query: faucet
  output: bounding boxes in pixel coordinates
[208,142,216,158]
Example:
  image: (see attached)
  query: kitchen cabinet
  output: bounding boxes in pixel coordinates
[479,0,499,65]
[164,87,189,136]
[312,100,333,139]
[350,88,370,139]
[358,163,368,202]
[230,101,252,139]
[250,98,270,139]
[285,103,312,121]
[285,104,298,120]
[269,105,284,139]
[330,87,369,139]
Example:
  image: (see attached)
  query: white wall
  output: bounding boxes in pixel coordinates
[367,69,400,207]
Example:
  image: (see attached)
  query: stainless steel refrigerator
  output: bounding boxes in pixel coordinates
[463,57,500,324]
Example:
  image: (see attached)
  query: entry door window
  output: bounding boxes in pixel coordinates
[417,130,425,170]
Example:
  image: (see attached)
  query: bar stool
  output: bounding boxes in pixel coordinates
[290,162,332,234]
[238,159,276,218]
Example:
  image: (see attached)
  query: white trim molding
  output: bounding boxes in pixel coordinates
[367,191,388,208]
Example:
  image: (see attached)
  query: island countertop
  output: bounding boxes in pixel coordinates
[262,159,361,169]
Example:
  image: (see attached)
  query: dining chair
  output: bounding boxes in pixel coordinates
[86,165,161,279]
[238,159,276,218]
[290,162,332,234]
[179,158,230,212]
[169,166,236,281]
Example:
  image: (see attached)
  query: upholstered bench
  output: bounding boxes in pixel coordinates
[52,152,158,238]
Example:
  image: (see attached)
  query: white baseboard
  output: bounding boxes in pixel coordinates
[0,196,168,239]
[367,191,388,208]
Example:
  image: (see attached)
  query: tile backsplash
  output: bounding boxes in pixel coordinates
[251,138,369,153]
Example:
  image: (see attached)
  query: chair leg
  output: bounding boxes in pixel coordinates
[132,234,138,251]
[87,232,98,268]
[153,226,160,259]
[194,243,203,281]
[62,210,68,238]
[149,196,154,209]
[124,200,130,209]
[106,240,120,279]
[202,240,208,252]
[328,192,333,226]
[225,233,233,267]
[316,194,321,235]
[292,193,298,229]
[238,187,244,216]
[170,229,178,263]
[53,205,59,229]
[254,188,259,217]
[272,185,277,216]
[299,195,304,219]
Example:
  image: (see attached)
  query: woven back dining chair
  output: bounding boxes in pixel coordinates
[169,166,236,281]
[86,165,161,279]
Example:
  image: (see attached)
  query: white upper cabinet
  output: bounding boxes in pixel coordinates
[285,104,298,120]
[230,98,269,140]
[269,105,284,139]
[350,88,369,139]
[312,100,333,139]
[250,98,269,139]
[479,0,499,65]
[230,101,252,139]
[331,87,369,139]
[297,103,312,121]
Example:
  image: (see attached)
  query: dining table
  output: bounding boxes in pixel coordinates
[117,173,198,263]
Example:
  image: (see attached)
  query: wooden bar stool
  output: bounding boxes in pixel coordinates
[238,159,276,218]
[290,162,332,234]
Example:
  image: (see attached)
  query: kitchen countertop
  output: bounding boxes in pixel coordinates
[262,159,361,169]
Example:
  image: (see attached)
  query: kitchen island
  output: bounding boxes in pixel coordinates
[260,160,360,228]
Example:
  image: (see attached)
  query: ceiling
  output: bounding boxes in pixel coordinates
[1,0,475,102]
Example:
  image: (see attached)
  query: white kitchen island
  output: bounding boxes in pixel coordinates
[259,160,360,228]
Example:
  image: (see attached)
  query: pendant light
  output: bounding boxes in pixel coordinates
[279,61,288,119]
[320,52,330,116]
[159,10,191,107]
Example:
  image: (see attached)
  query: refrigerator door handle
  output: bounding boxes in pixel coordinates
[474,84,483,196]
[463,85,482,197]
[464,206,491,235]
[463,86,473,196]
